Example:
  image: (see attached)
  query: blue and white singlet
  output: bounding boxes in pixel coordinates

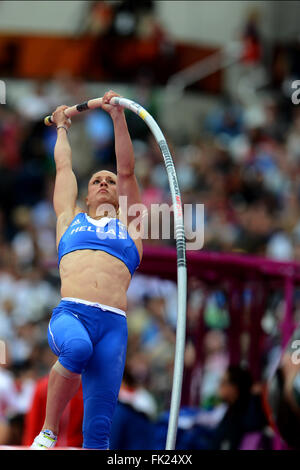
[58,213,140,276]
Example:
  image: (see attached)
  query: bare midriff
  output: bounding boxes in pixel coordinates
[59,249,132,312]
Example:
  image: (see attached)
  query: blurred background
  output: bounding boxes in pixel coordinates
[1,0,300,450]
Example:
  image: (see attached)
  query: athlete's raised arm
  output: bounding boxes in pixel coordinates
[52,106,78,222]
[101,91,142,223]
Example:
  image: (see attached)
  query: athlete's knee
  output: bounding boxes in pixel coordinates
[60,338,93,373]
[53,360,81,380]
[68,338,93,359]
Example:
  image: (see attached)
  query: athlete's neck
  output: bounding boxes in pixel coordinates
[88,207,119,220]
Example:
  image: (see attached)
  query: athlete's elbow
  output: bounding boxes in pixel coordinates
[54,157,72,173]
[54,146,71,163]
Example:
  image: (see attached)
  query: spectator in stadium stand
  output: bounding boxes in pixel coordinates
[210,365,267,449]
[0,364,19,444]
[240,9,262,66]
[265,324,300,449]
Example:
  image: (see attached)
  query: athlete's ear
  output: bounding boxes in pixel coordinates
[85,195,89,207]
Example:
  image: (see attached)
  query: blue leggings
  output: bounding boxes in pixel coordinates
[47,299,128,450]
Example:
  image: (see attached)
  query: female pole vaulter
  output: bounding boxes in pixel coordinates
[31,90,143,450]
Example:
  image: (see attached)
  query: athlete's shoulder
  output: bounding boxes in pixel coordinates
[74,206,86,216]
[57,207,85,226]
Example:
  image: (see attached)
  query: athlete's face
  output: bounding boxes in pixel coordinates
[86,170,118,214]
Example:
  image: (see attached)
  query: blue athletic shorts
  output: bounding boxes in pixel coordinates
[47,298,128,449]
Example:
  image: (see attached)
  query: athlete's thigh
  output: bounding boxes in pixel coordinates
[81,314,128,397]
[48,309,91,356]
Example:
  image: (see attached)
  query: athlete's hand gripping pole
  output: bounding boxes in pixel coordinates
[44,97,113,126]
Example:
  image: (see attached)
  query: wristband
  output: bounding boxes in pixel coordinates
[57,125,68,133]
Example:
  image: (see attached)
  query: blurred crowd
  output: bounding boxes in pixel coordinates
[1,33,300,447]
